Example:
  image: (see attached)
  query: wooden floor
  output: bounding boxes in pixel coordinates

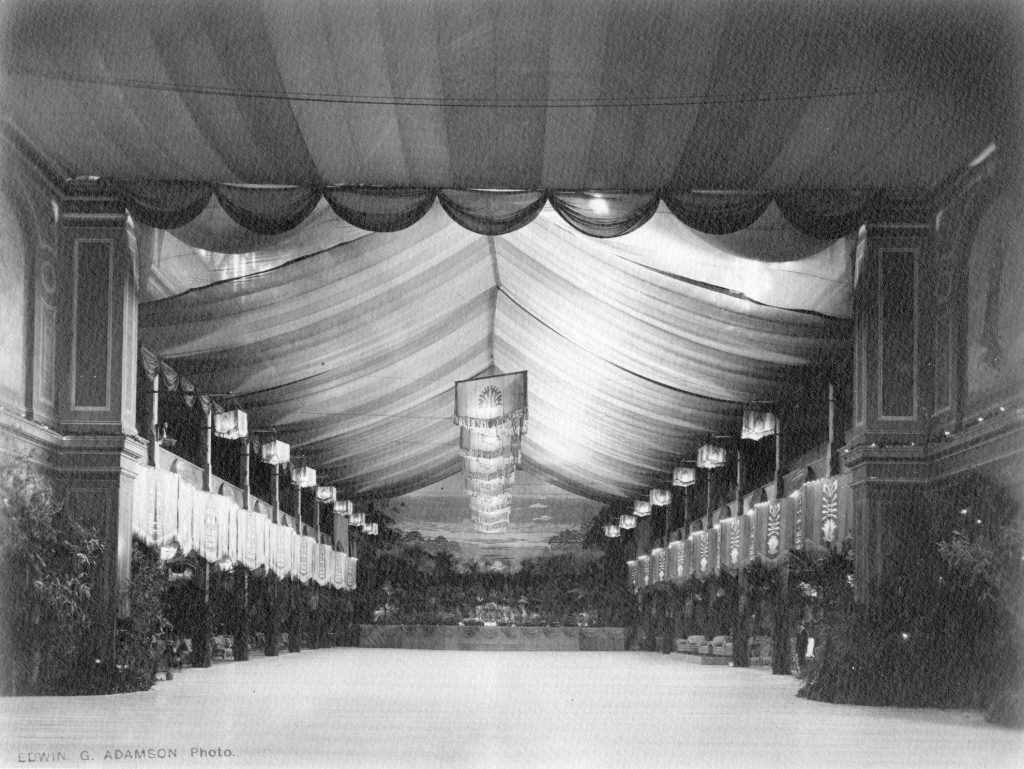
[1,649,1021,769]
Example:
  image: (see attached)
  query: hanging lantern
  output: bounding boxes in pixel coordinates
[649,489,671,507]
[633,500,652,517]
[697,443,727,469]
[213,408,248,440]
[672,467,696,487]
[742,409,778,441]
[349,512,365,527]
[618,514,637,530]
[603,524,620,538]
[260,439,290,466]
[333,499,352,515]
[315,485,337,503]
[291,465,317,488]
[362,522,378,536]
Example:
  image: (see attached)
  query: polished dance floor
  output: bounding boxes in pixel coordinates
[2,649,1021,769]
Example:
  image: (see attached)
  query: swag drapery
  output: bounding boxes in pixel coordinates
[115,180,878,242]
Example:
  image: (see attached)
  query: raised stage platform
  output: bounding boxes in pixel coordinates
[357,625,625,651]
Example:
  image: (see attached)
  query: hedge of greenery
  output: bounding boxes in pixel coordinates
[0,460,102,695]
[796,526,1022,727]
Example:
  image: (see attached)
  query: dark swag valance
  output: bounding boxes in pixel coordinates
[110,181,880,242]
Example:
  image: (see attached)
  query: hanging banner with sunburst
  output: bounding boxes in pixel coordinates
[455,371,528,533]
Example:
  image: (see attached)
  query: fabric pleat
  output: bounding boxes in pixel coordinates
[548,191,660,238]
[215,185,321,235]
[661,190,772,235]
[114,180,213,230]
[437,189,546,235]
[323,187,436,232]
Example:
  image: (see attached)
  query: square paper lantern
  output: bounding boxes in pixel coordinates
[291,465,317,488]
[742,410,778,441]
[672,467,696,487]
[213,409,248,440]
[349,512,365,528]
[333,499,352,516]
[696,443,727,469]
[260,439,290,466]
[618,514,637,530]
[603,524,621,538]
[315,485,337,503]
[650,489,671,506]
[633,500,652,517]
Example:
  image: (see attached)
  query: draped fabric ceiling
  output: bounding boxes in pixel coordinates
[2,0,1019,503]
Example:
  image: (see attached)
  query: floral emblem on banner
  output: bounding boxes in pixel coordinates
[822,479,839,543]
[478,385,502,408]
[767,503,781,556]
[656,550,666,581]
[794,494,804,549]
[730,523,740,566]
[699,534,709,574]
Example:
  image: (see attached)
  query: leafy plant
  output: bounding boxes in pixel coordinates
[0,459,102,695]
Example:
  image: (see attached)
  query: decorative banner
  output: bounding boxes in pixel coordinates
[672,467,697,487]
[679,537,693,581]
[697,443,728,469]
[627,560,639,593]
[176,480,195,554]
[243,510,258,570]
[333,549,347,590]
[802,475,853,548]
[793,487,807,550]
[315,544,329,586]
[294,534,309,583]
[216,495,232,562]
[753,498,795,563]
[653,547,667,582]
[649,489,672,507]
[346,556,358,590]
[745,509,757,563]
[718,515,750,573]
[201,495,219,563]
[155,469,180,546]
[667,541,680,580]
[454,371,528,434]
[226,499,239,564]
[275,524,292,578]
[259,515,271,571]
[694,529,719,579]
[741,409,778,441]
[638,555,651,587]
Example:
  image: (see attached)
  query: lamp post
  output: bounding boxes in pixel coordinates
[214,408,251,664]
[259,437,289,657]
[288,463,315,654]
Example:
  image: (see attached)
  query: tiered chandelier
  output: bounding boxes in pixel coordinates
[455,372,528,533]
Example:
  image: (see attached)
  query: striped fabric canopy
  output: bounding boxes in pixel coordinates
[9,0,1014,505]
[139,203,849,501]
